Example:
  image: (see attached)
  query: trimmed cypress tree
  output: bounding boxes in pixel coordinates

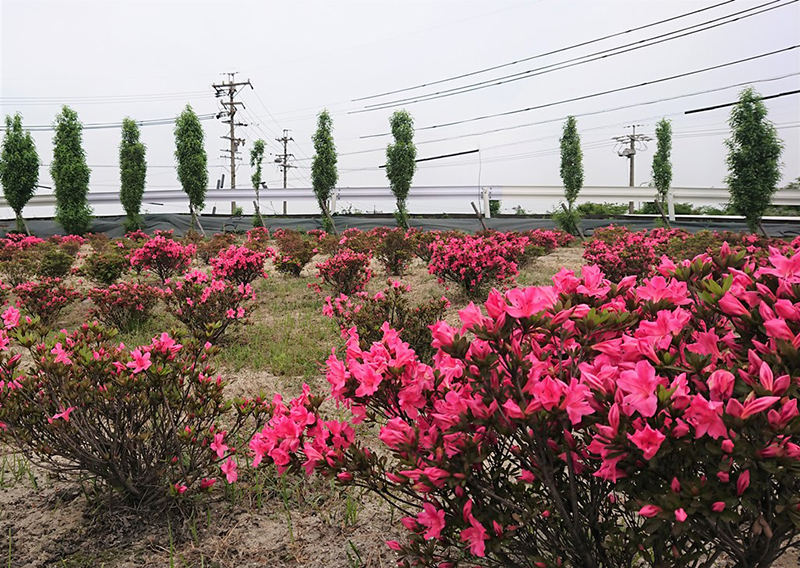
[385,110,417,229]
[725,87,784,232]
[250,139,266,228]
[652,118,673,213]
[0,113,39,233]
[174,105,208,231]
[119,118,147,231]
[311,110,338,233]
[557,115,583,235]
[51,106,93,235]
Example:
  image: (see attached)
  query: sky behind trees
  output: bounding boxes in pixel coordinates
[1,0,798,201]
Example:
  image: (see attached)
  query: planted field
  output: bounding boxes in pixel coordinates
[0,226,798,567]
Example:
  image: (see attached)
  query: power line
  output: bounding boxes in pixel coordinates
[361,45,800,139]
[288,73,798,161]
[355,0,795,113]
[353,0,737,103]
[685,89,800,114]
[0,113,217,132]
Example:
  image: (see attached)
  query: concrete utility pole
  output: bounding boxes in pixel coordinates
[275,129,295,189]
[213,72,252,212]
[613,125,652,213]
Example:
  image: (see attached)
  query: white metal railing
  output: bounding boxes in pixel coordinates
[3,185,800,219]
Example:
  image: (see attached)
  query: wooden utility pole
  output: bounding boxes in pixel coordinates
[613,125,652,213]
[213,72,252,211]
[274,129,295,189]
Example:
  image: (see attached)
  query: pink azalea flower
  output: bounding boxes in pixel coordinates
[127,349,151,373]
[628,424,666,460]
[210,432,228,459]
[638,504,662,517]
[50,343,72,366]
[617,360,661,417]
[2,307,20,329]
[221,457,238,483]
[47,406,76,424]
[417,502,446,540]
[675,508,688,522]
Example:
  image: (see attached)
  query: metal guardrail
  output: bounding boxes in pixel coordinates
[3,185,800,217]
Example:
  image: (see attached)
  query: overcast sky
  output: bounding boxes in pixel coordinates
[1,0,798,202]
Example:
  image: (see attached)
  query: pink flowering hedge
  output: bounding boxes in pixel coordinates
[15,277,81,326]
[245,245,800,567]
[127,235,196,282]
[209,244,269,286]
[163,269,255,344]
[428,232,528,299]
[88,281,162,332]
[315,248,373,295]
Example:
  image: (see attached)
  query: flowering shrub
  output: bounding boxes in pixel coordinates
[522,228,574,253]
[48,234,85,257]
[0,235,44,286]
[375,228,415,276]
[127,236,196,282]
[273,230,317,276]
[210,245,269,286]
[124,229,149,243]
[583,226,679,281]
[323,280,449,362]
[81,248,129,286]
[315,249,372,295]
[15,278,81,326]
[428,232,527,299]
[88,281,162,332]
[248,245,800,567]
[0,320,271,510]
[37,245,76,278]
[337,228,378,254]
[197,232,237,263]
[245,226,270,252]
[163,270,255,344]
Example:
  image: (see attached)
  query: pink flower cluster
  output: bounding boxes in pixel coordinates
[244,243,800,565]
[127,236,196,282]
[209,245,270,285]
[88,281,162,331]
[427,232,528,298]
[315,249,373,295]
[15,278,81,326]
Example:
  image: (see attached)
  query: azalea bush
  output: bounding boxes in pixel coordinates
[163,270,255,344]
[128,235,196,282]
[273,230,317,276]
[0,235,44,286]
[37,245,76,278]
[246,244,800,568]
[316,249,372,295]
[428,232,527,299]
[583,226,681,282]
[0,318,271,510]
[322,279,449,362]
[15,278,81,326]
[49,234,85,257]
[245,226,271,252]
[198,232,237,263]
[375,227,415,276]
[210,245,269,286]
[88,281,162,332]
[81,247,129,286]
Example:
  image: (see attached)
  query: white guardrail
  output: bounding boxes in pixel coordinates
[2,185,800,219]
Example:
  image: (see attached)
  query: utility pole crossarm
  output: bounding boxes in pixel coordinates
[212,72,253,193]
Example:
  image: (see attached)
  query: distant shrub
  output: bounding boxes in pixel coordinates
[82,248,129,286]
[88,281,162,332]
[197,233,237,263]
[316,249,372,295]
[274,230,316,277]
[374,228,414,276]
[163,270,255,344]
[210,245,268,286]
[323,280,448,362]
[38,246,75,279]
[15,277,80,326]
[127,236,196,283]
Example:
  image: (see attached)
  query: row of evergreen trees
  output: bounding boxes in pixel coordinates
[555,86,784,233]
[0,87,785,235]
